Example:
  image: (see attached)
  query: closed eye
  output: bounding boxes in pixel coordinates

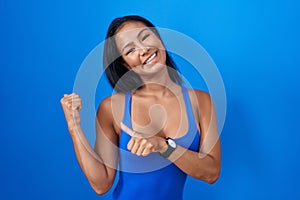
[125,48,135,55]
[142,34,150,41]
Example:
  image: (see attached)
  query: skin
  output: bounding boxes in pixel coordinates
[60,21,221,195]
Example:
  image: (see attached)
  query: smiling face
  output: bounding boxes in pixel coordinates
[114,21,167,76]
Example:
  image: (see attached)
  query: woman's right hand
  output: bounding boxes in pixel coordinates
[60,93,82,134]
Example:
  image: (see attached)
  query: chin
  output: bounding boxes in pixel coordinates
[134,63,168,78]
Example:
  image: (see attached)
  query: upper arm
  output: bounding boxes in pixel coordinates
[94,96,120,181]
[195,90,221,163]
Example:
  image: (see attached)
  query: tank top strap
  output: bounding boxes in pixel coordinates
[122,92,132,127]
[181,86,197,130]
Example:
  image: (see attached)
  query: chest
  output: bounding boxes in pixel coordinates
[130,96,189,138]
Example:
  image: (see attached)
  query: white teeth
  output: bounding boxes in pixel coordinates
[145,53,156,64]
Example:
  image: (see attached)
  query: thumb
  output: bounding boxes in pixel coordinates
[120,122,144,138]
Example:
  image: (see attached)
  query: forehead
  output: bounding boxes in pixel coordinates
[116,21,148,35]
[114,21,149,45]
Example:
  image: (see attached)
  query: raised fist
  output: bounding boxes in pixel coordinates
[60,93,82,133]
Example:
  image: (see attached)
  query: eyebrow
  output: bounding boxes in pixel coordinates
[121,28,149,54]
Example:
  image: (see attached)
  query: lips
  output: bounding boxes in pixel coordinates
[143,52,157,65]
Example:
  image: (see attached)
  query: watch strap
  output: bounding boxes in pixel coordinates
[159,138,176,158]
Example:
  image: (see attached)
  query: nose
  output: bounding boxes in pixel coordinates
[138,46,150,56]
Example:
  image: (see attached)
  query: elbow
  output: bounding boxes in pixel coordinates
[91,181,113,195]
[206,174,219,184]
[206,166,220,184]
[194,165,220,184]
[93,188,109,196]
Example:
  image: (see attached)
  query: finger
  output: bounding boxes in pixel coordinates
[130,139,141,154]
[136,139,147,156]
[66,98,81,104]
[78,104,82,111]
[63,93,76,98]
[70,100,82,110]
[141,143,154,156]
[127,137,135,151]
[64,93,80,101]
[72,104,81,111]
[64,102,72,109]
[61,94,76,104]
[61,94,69,103]
[66,96,80,103]
[141,149,150,156]
[70,99,82,105]
[121,122,136,137]
[136,147,143,156]
[62,98,81,110]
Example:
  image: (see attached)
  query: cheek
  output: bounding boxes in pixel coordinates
[159,49,167,63]
[150,35,165,48]
[153,40,166,60]
[122,55,139,69]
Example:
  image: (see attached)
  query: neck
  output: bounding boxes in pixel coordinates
[137,69,181,97]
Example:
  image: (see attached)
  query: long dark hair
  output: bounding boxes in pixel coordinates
[104,15,182,92]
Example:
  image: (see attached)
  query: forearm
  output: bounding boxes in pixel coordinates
[69,126,114,194]
[168,145,220,184]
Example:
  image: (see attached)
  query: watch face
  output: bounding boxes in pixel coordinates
[167,138,177,148]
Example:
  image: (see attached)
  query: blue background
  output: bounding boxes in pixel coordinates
[1,0,299,199]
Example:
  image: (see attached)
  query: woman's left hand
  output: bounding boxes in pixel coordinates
[120,122,167,156]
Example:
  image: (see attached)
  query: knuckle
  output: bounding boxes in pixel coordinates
[141,138,147,144]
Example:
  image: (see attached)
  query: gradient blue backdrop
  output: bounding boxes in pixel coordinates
[1,0,299,199]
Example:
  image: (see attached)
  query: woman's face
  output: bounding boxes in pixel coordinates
[114,21,166,75]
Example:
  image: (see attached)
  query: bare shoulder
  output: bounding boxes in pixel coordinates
[97,93,125,111]
[96,93,126,131]
[187,89,213,124]
[187,89,212,108]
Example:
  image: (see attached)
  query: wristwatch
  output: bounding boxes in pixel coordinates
[159,137,177,158]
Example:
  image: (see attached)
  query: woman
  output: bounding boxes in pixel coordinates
[60,15,221,199]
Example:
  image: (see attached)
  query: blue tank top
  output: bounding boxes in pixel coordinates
[112,87,200,200]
